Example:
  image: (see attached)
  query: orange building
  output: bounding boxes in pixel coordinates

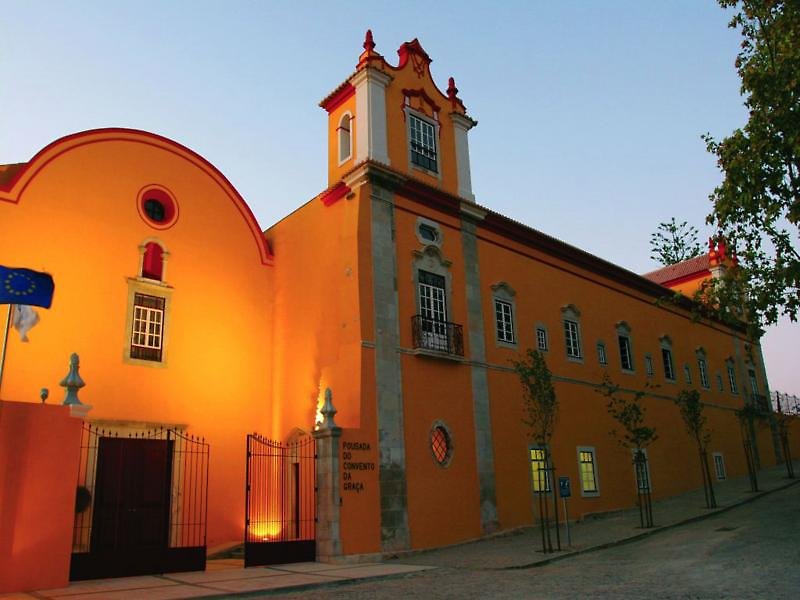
[0,31,794,590]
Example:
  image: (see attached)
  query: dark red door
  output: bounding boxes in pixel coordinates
[91,437,173,552]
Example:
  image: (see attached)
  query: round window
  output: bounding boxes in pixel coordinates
[137,185,178,229]
[419,223,439,243]
[144,198,166,222]
[430,423,453,467]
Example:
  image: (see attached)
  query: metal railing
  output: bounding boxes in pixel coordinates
[411,314,464,356]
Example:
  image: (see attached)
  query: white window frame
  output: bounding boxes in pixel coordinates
[577,446,600,497]
[615,321,634,372]
[529,445,551,493]
[495,299,515,344]
[712,452,726,480]
[660,336,675,382]
[535,324,548,352]
[491,282,517,348]
[130,293,165,362]
[748,368,759,396]
[597,341,607,366]
[561,305,583,361]
[727,362,738,394]
[337,111,353,165]
[645,353,655,377]
[407,109,439,176]
[697,355,710,389]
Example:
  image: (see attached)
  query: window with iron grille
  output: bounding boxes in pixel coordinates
[645,353,654,376]
[495,299,515,344]
[713,453,726,480]
[529,447,551,492]
[131,293,165,361]
[698,358,709,388]
[418,270,448,349]
[618,335,633,371]
[597,342,607,365]
[409,113,437,173]
[578,448,599,494]
[536,326,548,351]
[662,348,675,380]
[727,364,738,393]
[564,319,581,359]
[430,423,453,467]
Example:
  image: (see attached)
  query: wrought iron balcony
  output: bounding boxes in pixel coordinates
[411,315,464,356]
[751,393,770,412]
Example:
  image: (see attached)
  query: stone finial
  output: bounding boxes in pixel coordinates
[60,353,85,406]
[447,77,458,99]
[319,388,338,430]
[40,387,49,404]
[363,29,375,52]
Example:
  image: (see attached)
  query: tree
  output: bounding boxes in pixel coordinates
[597,375,658,528]
[512,349,560,553]
[649,217,703,266]
[704,1,800,328]
[673,389,717,509]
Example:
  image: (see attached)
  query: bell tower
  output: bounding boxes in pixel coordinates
[319,31,477,202]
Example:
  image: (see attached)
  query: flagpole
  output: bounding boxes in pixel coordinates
[0,304,12,398]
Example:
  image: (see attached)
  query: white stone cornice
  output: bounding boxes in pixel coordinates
[450,112,478,131]
[460,201,486,221]
[350,66,393,88]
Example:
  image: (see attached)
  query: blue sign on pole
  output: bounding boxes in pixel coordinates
[558,476,571,498]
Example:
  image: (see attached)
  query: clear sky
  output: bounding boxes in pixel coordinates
[2,0,797,394]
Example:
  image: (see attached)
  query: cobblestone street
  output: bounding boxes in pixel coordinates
[272,481,800,599]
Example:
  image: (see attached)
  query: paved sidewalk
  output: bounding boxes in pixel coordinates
[392,460,800,570]
[2,462,795,599]
[0,562,432,599]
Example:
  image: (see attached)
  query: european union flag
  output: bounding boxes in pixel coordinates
[0,266,55,308]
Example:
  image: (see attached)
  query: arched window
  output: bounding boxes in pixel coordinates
[338,113,352,163]
[141,241,165,281]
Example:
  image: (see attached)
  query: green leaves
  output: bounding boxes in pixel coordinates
[649,217,703,266]
[706,1,800,328]
[512,349,558,447]
[597,374,657,451]
[673,389,712,448]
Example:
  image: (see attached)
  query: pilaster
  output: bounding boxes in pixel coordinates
[451,113,477,202]
[352,67,392,165]
[313,389,343,562]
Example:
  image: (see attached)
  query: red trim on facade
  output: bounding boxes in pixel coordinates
[0,128,274,266]
[397,39,432,77]
[136,184,179,231]
[658,271,711,289]
[319,182,351,207]
[320,84,355,114]
[402,88,442,116]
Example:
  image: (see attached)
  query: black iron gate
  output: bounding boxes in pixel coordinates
[244,433,316,567]
[70,423,209,580]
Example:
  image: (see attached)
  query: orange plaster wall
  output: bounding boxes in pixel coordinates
[472,227,761,525]
[0,131,274,548]
[327,95,357,186]
[0,401,82,593]
[265,187,364,433]
[382,65,460,197]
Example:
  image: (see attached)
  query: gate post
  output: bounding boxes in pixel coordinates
[313,388,342,562]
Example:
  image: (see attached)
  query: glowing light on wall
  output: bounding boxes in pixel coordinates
[249,522,283,541]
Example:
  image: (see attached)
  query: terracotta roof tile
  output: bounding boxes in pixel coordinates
[643,254,710,285]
